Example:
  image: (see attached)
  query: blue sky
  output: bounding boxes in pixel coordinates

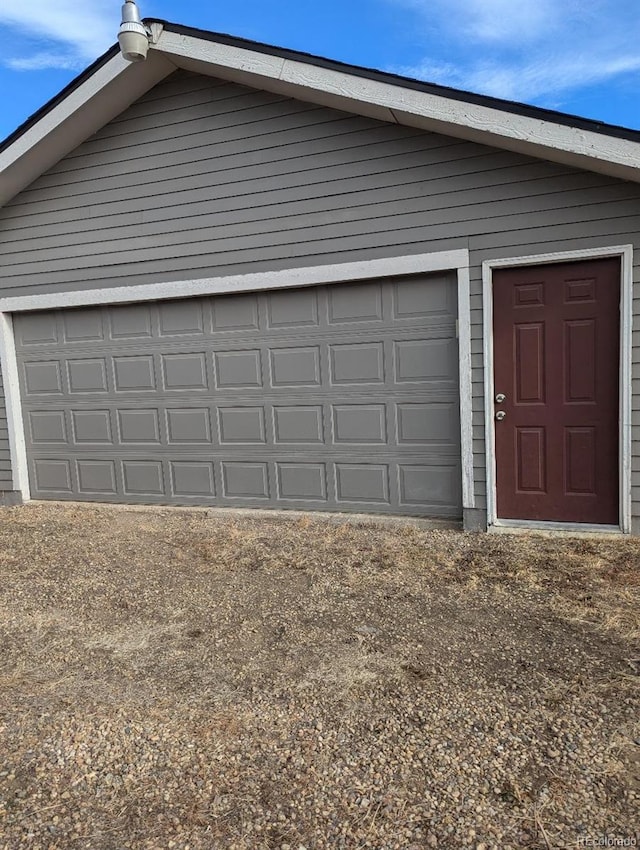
[0,0,639,143]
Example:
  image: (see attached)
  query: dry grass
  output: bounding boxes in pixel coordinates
[0,503,638,849]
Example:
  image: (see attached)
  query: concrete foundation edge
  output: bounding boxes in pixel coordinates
[463,507,487,532]
[0,491,23,507]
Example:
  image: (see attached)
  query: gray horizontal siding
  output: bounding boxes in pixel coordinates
[0,69,639,521]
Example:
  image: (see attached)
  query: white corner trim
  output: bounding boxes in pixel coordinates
[482,261,496,527]
[0,251,470,313]
[457,265,474,510]
[482,244,633,533]
[0,314,29,499]
[0,250,473,508]
[620,244,634,533]
[153,30,640,183]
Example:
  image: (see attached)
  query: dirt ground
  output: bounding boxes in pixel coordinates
[0,503,638,850]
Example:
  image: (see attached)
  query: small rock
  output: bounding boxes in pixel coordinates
[546,748,560,759]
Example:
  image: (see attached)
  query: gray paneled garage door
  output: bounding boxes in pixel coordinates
[14,274,462,517]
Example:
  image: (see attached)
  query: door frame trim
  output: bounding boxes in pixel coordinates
[482,244,633,533]
[0,249,475,514]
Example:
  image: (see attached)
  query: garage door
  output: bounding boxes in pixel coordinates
[14,274,462,517]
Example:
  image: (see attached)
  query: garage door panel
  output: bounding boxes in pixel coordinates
[28,410,68,444]
[273,405,324,444]
[63,309,105,343]
[122,460,165,496]
[32,458,73,493]
[166,408,212,444]
[394,338,458,383]
[170,461,216,498]
[23,361,63,395]
[277,462,327,501]
[71,409,113,443]
[393,275,456,319]
[398,463,462,507]
[16,273,462,517]
[329,342,385,384]
[17,312,59,346]
[214,350,262,388]
[328,282,383,324]
[77,459,118,495]
[15,323,458,357]
[23,402,461,453]
[270,346,321,387]
[109,303,153,339]
[213,295,259,331]
[158,299,205,337]
[113,355,157,392]
[218,406,267,444]
[117,409,162,444]
[332,404,387,444]
[161,352,208,390]
[24,454,462,517]
[222,462,270,499]
[267,288,319,328]
[396,402,460,446]
[67,358,108,393]
[336,463,390,504]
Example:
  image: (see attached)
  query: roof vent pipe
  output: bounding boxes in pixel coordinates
[118,0,150,62]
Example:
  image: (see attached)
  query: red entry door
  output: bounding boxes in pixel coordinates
[493,258,620,524]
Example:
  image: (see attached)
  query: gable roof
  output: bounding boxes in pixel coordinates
[2,18,640,209]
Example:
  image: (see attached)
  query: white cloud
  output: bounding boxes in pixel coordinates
[0,0,116,71]
[5,53,83,72]
[401,0,563,44]
[388,0,640,103]
[399,52,640,102]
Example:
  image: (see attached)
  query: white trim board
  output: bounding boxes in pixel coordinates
[482,244,633,534]
[0,314,30,499]
[492,519,622,536]
[155,29,640,184]
[0,251,469,313]
[0,250,475,514]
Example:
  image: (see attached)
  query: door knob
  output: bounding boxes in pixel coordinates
[495,393,506,403]
[495,411,506,421]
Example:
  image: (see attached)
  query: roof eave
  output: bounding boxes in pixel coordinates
[1,19,639,212]
[154,26,640,184]
[0,48,174,208]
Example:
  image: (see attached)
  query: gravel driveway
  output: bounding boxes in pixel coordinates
[0,503,638,849]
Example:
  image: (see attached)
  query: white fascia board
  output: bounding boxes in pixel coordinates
[155,30,640,183]
[161,35,398,124]
[0,51,174,208]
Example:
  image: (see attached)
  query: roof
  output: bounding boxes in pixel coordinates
[2,18,640,208]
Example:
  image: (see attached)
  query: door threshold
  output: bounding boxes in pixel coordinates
[491,518,623,536]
